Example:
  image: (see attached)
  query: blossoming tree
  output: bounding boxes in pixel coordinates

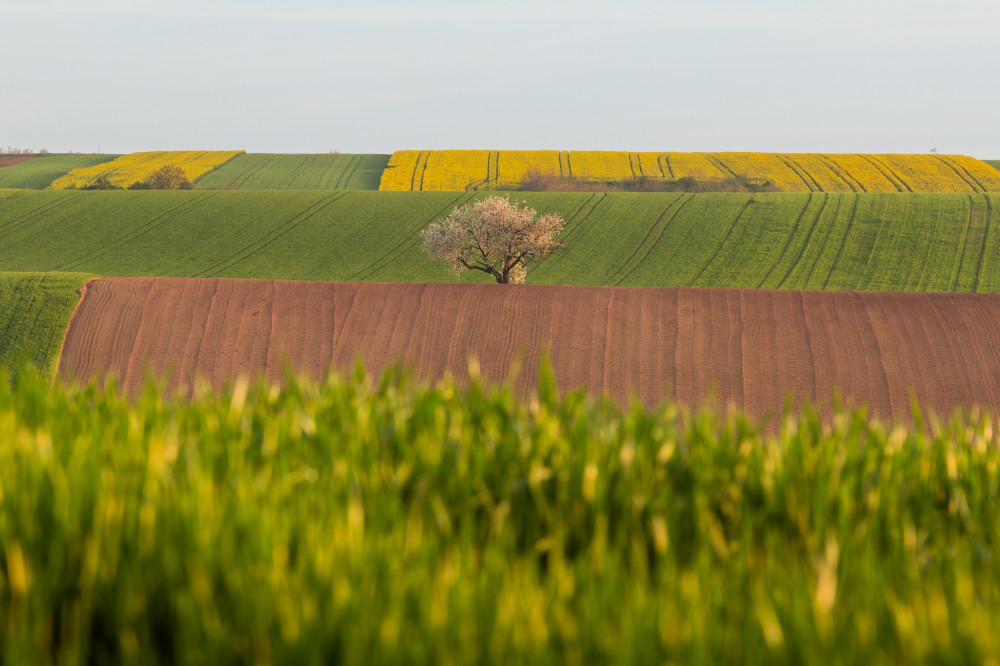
[420,195,564,284]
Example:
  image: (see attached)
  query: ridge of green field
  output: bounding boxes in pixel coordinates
[988,160,1000,172]
[0,154,119,189]
[194,153,390,190]
[2,189,999,292]
[0,271,92,380]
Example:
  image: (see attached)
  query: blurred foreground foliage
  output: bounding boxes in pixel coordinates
[0,364,998,664]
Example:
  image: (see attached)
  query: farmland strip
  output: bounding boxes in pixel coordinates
[603,194,685,286]
[821,194,861,289]
[938,156,985,193]
[690,198,756,285]
[863,155,910,192]
[778,155,822,191]
[199,193,347,277]
[349,193,471,281]
[57,194,214,271]
[756,194,815,288]
[951,194,976,291]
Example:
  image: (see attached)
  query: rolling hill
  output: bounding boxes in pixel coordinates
[0,271,91,379]
[60,277,1000,421]
[0,154,119,189]
[380,150,1000,193]
[195,153,390,190]
[1,189,998,292]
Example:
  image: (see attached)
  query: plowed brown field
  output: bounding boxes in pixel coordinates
[0,156,37,167]
[59,277,1000,421]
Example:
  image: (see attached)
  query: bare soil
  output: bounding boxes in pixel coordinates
[0,156,38,168]
[58,277,1000,422]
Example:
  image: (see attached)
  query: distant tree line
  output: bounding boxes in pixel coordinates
[519,170,781,193]
[1,147,48,155]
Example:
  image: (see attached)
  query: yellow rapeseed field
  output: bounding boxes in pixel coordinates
[378,150,1000,193]
[49,151,245,189]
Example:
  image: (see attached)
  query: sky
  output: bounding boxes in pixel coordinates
[4,0,999,157]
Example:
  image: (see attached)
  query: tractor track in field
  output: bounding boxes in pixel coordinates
[818,155,867,193]
[603,194,686,286]
[937,155,986,193]
[409,151,426,191]
[971,195,994,292]
[418,152,431,191]
[334,154,363,190]
[860,155,909,192]
[705,155,740,180]
[197,192,348,278]
[658,155,673,179]
[788,194,837,289]
[951,194,977,291]
[0,193,78,238]
[57,193,215,272]
[777,155,822,192]
[756,193,815,288]
[613,194,697,286]
[821,194,862,289]
[528,193,600,274]
[689,197,756,286]
[231,160,270,188]
[348,193,471,281]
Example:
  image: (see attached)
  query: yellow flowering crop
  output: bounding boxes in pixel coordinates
[379,150,1000,193]
[49,151,245,189]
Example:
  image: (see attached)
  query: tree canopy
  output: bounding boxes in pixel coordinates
[420,195,563,284]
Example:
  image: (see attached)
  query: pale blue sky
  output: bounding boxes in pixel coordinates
[4,0,999,157]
